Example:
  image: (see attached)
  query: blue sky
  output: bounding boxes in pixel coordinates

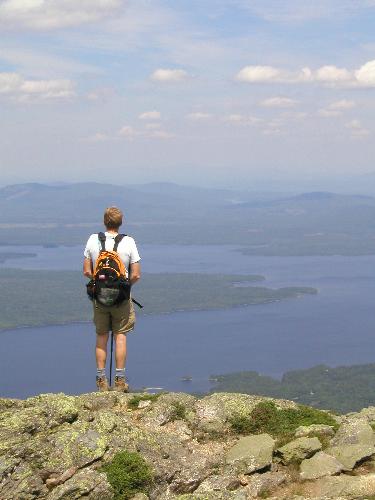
[1,0,375,188]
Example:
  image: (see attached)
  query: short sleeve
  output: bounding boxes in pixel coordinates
[129,238,141,264]
[83,234,95,259]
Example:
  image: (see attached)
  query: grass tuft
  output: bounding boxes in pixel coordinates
[170,401,186,421]
[229,401,337,445]
[127,394,160,410]
[101,450,153,500]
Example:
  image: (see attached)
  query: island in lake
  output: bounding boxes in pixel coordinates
[0,269,316,330]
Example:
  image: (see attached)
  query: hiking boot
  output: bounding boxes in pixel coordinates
[113,376,129,393]
[96,376,109,392]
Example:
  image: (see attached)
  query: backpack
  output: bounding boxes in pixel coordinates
[86,232,131,306]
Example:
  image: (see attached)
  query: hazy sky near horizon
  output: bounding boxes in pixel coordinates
[1,0,375,188]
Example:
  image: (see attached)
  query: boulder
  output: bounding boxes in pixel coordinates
[195,473,241,492]
[325,443,375,470]
[245,470,287,497]
[331,418,375,446]
[141,393,195,427]
[312,472,375,498]
[277,437,322,464]
[294,424,335,439]
[173,492,248,500]
[47,469,113,500]
[225,434,275,473]
[300,451,344,480]
[194,393,296,435]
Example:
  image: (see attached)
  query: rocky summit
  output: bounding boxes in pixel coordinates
[3,392,375,499]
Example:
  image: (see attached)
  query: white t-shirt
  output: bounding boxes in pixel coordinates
[84,232,141,272]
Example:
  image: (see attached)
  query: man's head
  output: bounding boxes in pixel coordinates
[104,206,123,230]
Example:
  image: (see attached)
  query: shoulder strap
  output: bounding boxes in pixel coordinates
[113,233,127,252]
[98,232,106,251]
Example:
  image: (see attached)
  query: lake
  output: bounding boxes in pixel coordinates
[1,245,375,399]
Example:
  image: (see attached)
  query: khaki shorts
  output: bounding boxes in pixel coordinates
[93,299,136,335]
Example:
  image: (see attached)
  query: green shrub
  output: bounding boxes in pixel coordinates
[170,401,186,421]
[127,393,160,410]
[102,451,153,500]
[229,401,338,444]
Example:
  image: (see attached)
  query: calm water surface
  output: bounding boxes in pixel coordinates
[1,245,375,398]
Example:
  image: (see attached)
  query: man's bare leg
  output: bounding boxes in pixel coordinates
[113,333,128,392]
[114,332,127,369]
[96,332,109,369]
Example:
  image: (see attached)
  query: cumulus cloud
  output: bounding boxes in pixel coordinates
[187,112,212,120]
[260,96,298,108]
[318,99,356,118]
[236,65,281,83]
[236,59,375,88]
[225,114,263,126]
[118,125,138,140]
[84,132,111,143]
[355,60,375,86]
[317,109,341,118]
[139,110,161,120]
[117,124,174,141]
[0,0,122,30]
[149,130,174,139]
[151,68,188,82]
[346,119,370,137]
[315,65,352,83]
[328,99,356,110]
[0,71,75,99]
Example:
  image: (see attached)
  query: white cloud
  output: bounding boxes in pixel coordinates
[260,96,298,108]
[84,132,110,143]
[20,79,74,98]
[151,68,188,82]
[318,99,356,117]
[355,60,375,86]
[187,112,212,120]
[346,119,370,138]
[236,59,375,88]
[139,110,161,120]
[0,72,22,93]
[315,65,352,83]
[328,99,356,110]
[236,65,281,83]
[118,125,137,141]
[117,124,174,140]
[225,114,263,126]
[0,0,122,30]
[149,130,174,139]
[0,71,75,99]
[318,109,341,118]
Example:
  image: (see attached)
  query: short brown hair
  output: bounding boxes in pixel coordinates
[104,206,123,229]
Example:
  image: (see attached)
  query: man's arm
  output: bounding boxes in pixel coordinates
[129,262,141,285]
[83,257,93,278]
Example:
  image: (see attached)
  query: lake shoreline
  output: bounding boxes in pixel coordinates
[0,290,317,333]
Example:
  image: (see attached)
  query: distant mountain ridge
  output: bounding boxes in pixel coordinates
[0,182,375,253]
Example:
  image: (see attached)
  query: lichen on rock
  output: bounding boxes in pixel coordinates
[1,391,375,499]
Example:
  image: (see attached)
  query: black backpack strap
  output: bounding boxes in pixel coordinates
[98,232,106,251]
[113,233,126,252]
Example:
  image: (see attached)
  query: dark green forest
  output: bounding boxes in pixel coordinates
[0,269,316,330]
[210,364,375,413]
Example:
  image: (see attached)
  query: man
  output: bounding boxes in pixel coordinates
[83,206,141,392]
